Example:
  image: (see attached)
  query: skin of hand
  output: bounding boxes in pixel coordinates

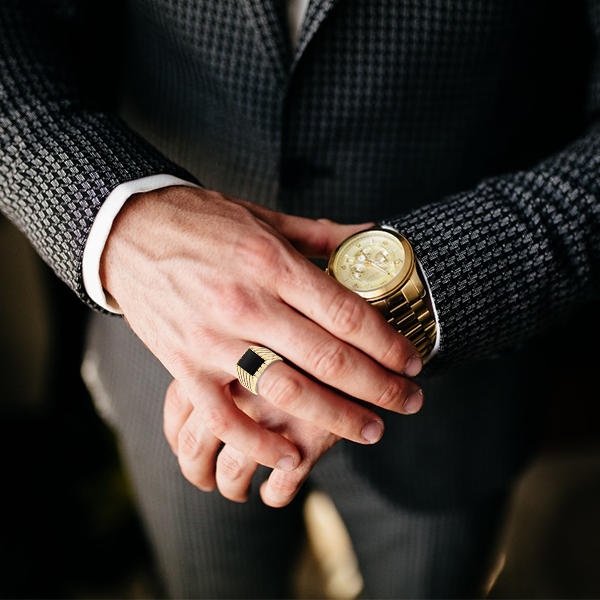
[100,185,425,485]
[164,377,342,507]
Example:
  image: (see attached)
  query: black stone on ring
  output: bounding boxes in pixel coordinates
[237,348,265,375]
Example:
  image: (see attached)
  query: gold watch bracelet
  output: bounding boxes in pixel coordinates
[369,264,437,358]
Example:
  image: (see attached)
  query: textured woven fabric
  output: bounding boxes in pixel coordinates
[4,1,599,591]
[84,311,508,599]
[0,0,199,312]
[1,0,598,372]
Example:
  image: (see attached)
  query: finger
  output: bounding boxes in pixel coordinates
[259,452,322,509]
[272,215,377,258]
[215,445,258,503]
[211,340,394,444]
[256,359,391,443]
[275,256,422,377]
[225,198,376,258]
[177,407,222,491]
[259,471,306,509]
[234,302,424,416]
[163,379,194,456]
[180,377,302,471]
[260,425,341,508]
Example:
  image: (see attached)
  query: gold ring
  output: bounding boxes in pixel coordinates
[236,346,283,395]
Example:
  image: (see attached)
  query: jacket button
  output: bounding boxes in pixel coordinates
[280,158,332,189]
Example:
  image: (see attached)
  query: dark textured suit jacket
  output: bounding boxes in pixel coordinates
[1,0,599,508]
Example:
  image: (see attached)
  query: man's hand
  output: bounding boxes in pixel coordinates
[164,378,341,507]
[101,185,424,479]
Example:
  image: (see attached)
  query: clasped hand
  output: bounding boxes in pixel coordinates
[100,186,424,507]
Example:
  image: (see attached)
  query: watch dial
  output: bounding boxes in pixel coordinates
[332,231,406,292]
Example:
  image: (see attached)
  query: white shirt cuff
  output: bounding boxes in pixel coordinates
[82,174,201,314]
[415,257,441,364]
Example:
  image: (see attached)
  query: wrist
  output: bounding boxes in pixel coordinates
[326,224,441,361]
[99,188,159,303]
[83,176,202,313]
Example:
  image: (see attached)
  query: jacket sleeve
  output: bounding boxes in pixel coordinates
[380,71,600,373]
[0,0,201,312]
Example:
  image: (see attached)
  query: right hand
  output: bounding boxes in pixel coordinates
[100,185,424,482]
[163,377,343,506]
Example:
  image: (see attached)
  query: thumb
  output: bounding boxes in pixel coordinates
[278,215,377,258]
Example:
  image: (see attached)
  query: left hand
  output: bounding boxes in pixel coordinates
[163,377,344,507]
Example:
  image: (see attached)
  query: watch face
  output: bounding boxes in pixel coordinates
[329,228,411,295]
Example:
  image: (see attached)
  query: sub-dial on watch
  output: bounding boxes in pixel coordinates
[325,226,437,358]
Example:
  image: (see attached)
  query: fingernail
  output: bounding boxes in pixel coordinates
[361,421,384,443]
[403,355,423,377]
[404,390,424,414]
[277,455,297,471]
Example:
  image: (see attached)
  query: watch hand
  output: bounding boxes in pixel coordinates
[365,260,389,275]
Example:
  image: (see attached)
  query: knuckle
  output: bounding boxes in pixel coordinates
[203,406,232,438]
[243,235,282,272]
[329,293,362,336]
[269,471,300,499]
[240,435,262,463]
[218,450,247,482]
[178,421,203,458]
[186,323,220,350]
[261,372,302,410]
[380,334,407,368]
[310,340,348,380]
[223,284,259,321]
[164,349,194,379]
[328,402,355,435]
[272,254,296,293]
[377,378,404,411]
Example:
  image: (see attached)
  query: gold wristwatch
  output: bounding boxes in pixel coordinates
[325,225,437,358]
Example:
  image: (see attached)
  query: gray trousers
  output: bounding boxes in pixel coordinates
[83,313,510,599]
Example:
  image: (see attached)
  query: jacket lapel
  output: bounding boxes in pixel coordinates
[240,0,343,84]
[240,0,293,85]
[291,0,343,72]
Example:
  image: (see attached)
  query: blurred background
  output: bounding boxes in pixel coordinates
[2,213,600,599]
[0,214,160,599]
